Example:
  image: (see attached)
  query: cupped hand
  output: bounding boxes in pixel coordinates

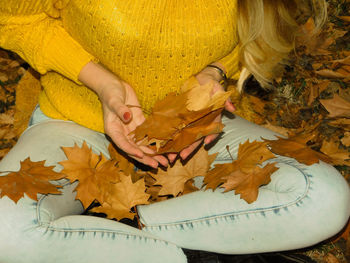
[79,62,168,168]
[169,64,235,162]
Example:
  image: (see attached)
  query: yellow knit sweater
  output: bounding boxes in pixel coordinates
[0,0,239,133]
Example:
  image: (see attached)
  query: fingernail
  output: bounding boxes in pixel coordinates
[123,112,131,121]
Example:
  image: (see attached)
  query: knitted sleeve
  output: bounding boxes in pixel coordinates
[218,45,240,80]
[0,0,95,84]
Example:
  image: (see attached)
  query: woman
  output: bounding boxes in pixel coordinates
[0,0,349,262]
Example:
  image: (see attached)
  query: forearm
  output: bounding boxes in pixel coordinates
[78,61,122,97]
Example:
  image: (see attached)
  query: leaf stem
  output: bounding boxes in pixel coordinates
[226,145,234,162]
[134,206,145,230]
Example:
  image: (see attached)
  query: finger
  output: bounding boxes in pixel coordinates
[204,134,219,145]
[168,153,177,163]
[153,155,169,167]
[138,145,168,167]
[109,131,144,158]
[224,98,235,113]
[180,140,202,160]
[133,154,159,169]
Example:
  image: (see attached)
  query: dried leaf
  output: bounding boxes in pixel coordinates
[60,142,122,208]
[133,79,229,154]
[320,94,350,118]
[338,16,350,22]
[341,132,350,147]
[264,132,331,165]
[205,140,278,203]
[333,56,350,66]
[152,147,217,196]
[323,253,340,263]
[221,163,278,203]
[0,158,65,203]
[316,69,347,79]
[92,175,149,220]
[320,139,350,166]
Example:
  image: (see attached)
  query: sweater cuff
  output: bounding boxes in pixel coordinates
[43,24,96,84]
[217,45,240,80]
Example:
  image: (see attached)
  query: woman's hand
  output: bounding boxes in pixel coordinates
[170,63,235,162]
[79,62,168,168]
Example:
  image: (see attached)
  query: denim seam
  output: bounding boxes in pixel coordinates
[142,157,312,228]
[34,193,179,247]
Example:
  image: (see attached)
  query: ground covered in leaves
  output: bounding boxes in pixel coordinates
[0,0,349,262]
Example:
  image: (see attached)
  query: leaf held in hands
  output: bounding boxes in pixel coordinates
[132,79,230,154]
[0,158,65,203]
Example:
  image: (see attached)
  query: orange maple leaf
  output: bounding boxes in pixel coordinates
[133,79,230,153]
[59,142,122,208]
[91,174,150,220]
[320,94,350,118]
[320,138,350,166]
[221,163,279,203]
[205,140,278,203]
[151,147,216,197]
[264,132,332,165]
[0,158,65,203]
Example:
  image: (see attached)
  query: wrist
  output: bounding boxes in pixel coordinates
[78,61,122,97]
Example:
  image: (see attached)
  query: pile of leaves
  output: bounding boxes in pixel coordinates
[0,50,26,159]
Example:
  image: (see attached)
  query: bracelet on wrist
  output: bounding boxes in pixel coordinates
[206,64,228,89]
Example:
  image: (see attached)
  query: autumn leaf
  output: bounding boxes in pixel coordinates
[320,139,350,166]
[185,77,233,111]
[205,140,278,203]
[341,132,350,147]
[151,147,217,196]
[59,142,122,208]
[316,69,347,79]
[108,143,140,182]
[0,158,65,203]
[264,132,332,165]
[320,94,350,118]
[91,174,150,220]
[132,79,230,153]
[221,163,278,203]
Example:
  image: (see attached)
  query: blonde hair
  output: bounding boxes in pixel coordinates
[236,0,327,91]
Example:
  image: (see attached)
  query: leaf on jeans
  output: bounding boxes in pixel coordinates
[0,158,65,203]
[264,132,332,165]
[150,147,216,197]
[205,140,278,203]
[132,78,231,153]
[91,174,150,220]
[221,163,278,203]
[60,142,122,208]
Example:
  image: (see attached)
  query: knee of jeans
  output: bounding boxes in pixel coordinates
[302,162,350,238]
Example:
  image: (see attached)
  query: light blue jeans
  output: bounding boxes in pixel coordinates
[0,106,349,263]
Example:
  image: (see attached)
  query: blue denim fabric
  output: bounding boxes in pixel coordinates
[0,107,348,262]
[138,114,350,253]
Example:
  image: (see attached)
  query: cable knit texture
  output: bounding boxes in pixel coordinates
[0,0,239,133]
